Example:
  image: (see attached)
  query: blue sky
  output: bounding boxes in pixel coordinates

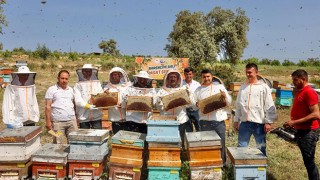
[1,0,320,62]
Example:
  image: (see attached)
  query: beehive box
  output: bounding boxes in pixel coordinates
[227,147,267,180]
[187,146,223,167]
[146,120,180,143]
[108,162,144,180]
[31,144,69,180]
[148,167,180,180]
[68,129,110,161]
[190,166,222,180]
[110,144,145,167]
[0,160,32,180]
[276,89,293,98]
[275,97,293,106]
[0,126,42,161]
[229,82,242,92]
[185,131,221,148]
[68,159,105,180]
[148,147,181,167]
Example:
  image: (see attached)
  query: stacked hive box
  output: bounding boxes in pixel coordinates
[0,126,42,179]
[109,130,147,180]
[227,147,267,180]
[275,88,293,106]
[146,118,181,180]
[0,68,13,88]
[185,131,223,180]
[229,82,242,97]
[32,144,69,180]
[67,129,110,180]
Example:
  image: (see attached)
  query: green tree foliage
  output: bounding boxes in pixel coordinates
[0,0,8,34]
[307,58,320,66]
[68,52,78,61]
[166,7,249,66]
[297,60,308,67]
[282,59,295,66]
[260,58,271,65]
[206,7,250,64]
[165,10,217,67]
[0,42,2,51]
[98,39,120,56]
[270,59,280,66]
[33,44,51,60]
[12,47,27,54]
[242,57,259,64]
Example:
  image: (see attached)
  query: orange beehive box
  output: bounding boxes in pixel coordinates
[229,82,242,92]
[148,147,181,167]
[188,146,223,167]
[32,162,67,180]
[110,144,145,167]
[0,160,32,180]
[68,159,105,180]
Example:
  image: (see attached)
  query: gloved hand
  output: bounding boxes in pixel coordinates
[85,103,96,110]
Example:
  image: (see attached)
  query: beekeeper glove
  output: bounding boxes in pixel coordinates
[85,103,96,110]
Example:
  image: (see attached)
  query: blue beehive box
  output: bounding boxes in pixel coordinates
[227,147,267,180]
[276,89,293,98]
[275,97,293,106]
[148,167,180,180]
[146,120,180,143]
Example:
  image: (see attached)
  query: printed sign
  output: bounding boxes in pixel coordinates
[135,57,189,80]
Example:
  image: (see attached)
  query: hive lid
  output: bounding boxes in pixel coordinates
[185,131,221,148]
[227,147,267,165]
[112,130,146,147]
[0,126,42,143]
[68,129,110,143]
[32,144,69,159]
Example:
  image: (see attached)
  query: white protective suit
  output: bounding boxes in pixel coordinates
[156,70,191,124]
[74,64,103,123]
[103,67,132,122]
[2,66,40,126]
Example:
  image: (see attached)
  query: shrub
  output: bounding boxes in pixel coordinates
[282,60,295,66]
[270,60,280,66]
[35,44,51,60]
[297,60,308,67]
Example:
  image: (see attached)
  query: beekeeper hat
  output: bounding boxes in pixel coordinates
[14,66,35,74]
[82,64,97,70]
[133,71,151,79]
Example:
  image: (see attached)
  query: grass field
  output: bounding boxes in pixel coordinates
[0,58,319,180]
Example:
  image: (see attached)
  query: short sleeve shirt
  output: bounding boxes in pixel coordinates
[291,85,319,130]
[45,84,75,121]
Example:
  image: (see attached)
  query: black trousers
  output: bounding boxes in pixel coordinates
[296,129,319,180]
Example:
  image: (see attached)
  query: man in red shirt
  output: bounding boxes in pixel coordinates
[284,69,320,180]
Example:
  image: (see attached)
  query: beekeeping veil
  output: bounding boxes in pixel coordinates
[11,66,36,86]
[108,67,131,86]
[163,70,183,88]
[2,66,39,124]
[76,64,99,81]
[133,71,152,88]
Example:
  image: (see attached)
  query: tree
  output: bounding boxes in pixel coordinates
[165,10,217,67]
[166,7,249,66]
[34,44,51,60]
[98,39,120,56]
[282,59,295,66]
[0,0,8,34]
[206,7,250,64]
[0,42,3,51]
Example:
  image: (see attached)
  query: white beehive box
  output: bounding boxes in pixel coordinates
[0,126,42,162]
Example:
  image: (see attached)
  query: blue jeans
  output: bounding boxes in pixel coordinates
[179,120,193,149]
[79,120,102,129]
[296,129,319,180]
[186,109,200,131]
[200,120,226,165]
[238,121,266,156]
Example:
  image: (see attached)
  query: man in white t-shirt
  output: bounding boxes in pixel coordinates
[194,69,232,165]
[45,70,77,144]
[182,67,201,131]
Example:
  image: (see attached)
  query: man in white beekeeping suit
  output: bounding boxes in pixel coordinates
[125,71,157,133]
[2,66,40,128]
[104,67,132,134]
[74,64,103,129]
